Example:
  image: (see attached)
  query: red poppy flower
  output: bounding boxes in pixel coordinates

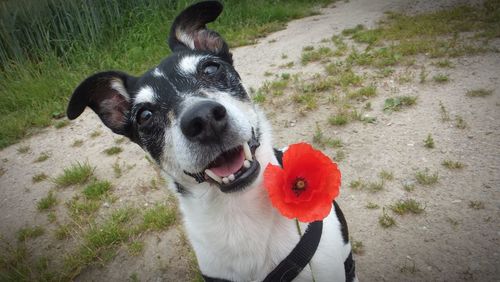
[264,143,341,222]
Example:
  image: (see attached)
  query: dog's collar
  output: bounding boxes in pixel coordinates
[202,148,323,282]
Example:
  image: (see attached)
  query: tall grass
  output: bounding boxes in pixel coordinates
[0,0,332,148]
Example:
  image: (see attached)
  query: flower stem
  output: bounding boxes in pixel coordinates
[295,219,316,282]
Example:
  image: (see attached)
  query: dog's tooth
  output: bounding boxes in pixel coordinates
[205,169,222,184]
[228,174,235,181]
[243,142,253,161]
[243,160,251,168]
[222,177,229,184]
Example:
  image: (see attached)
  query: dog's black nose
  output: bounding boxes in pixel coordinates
[180,101,228,143]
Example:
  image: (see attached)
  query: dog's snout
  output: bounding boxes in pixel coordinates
[181,101,228,143]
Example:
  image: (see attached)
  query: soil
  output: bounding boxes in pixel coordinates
[1,0,499,281]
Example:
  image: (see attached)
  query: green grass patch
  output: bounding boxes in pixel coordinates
[328,113,349,126]
[72,140,84,147]
[383,96,417,112]
[32,173,49,183]
[423,134,435,149]
[442,159,464,169]
[82,181,112,200]
[347,86,377,100]
[379,170,394,181]
[379,209,396,228]
[37,191,57,211]
[415,168,439,186]
[351,239,364,255]
[455,115,467,129]
[0,0,333,149]
[54,119,70,129]
[312,124,343,149]
[432,74,449,83]
[17,226,45,242]
[142,204,177,231]
[55,224,72,240]
[17,145,30,154]
[54,162,94,187]
[390,199,424,215]
[466,88,493,97]
[103,146,123,156]
[301,47,333,64]
[66,196,101,222]
[127,241,145,256]
[366,202,380,209]
[34,152,50,163]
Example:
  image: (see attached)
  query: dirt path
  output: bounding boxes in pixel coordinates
[1,0,499,281]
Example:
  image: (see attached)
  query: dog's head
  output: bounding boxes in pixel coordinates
[67,1,270,195]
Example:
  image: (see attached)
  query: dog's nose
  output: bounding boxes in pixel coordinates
[180,101,228,143]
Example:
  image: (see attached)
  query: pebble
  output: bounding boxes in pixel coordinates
[103,202,110,208]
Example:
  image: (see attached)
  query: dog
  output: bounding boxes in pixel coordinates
[67,1,356,281]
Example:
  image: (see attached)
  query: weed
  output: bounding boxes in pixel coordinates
[302,46,314,51]
[112,161,123,178]
[446,217,460,229]
[37,191,57,211]
[34,151,51,163]
[130,273,140,282]
[342,24,365,36]
[83,180,112,200]
[400,261,419,274]
[66,196,100,221]
[54,119,70,129]
[293,93,317,110]
[17,145,30,154]
[90,130,102,138]
[349,179,365,190]
[301,47,333,64]
[364,102,372,110]
[338,70,363,87]
[103,146,123,156]
[415,169,439,186]
[442,159,464,169]
[466,88,492,97]
[142,204,177,231]
[423,134,435,149]
[433,74,449,83]
[328,113,349,126]
[264,71,273,77]
[334,150,346,162]
[384,96,417,112]
[390,199,424,215]
[32,173,48,183]
[281,53,288,59]
[379,170,394,181]
[402,183,416,192]
[281,73,291,80]
[279,61,295,68]
[55,224,72,240]
[419,67,428,83]
[54,162,94,187]
[468,200,485,210]
[115,137,126,144]
[455,115,467,129]
[347,86,377,101]
[379,209,396,228]
[72,139,84,147]
[435,59,453,68]
[351,239,364,255]
[253,91,266,103]
[128,241,145,256]
[367,181,384,193]
[439,101,451,122]
[312,124,343,149]
[18,226,44,242]
[366,202,380,209]
[47,211,56,223]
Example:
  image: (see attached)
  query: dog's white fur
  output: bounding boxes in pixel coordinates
[163,99,353,281]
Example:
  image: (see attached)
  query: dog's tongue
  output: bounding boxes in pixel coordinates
[209,149,245,177]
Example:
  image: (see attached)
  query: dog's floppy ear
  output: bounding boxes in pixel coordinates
[168,1,232,64]
[67,71,137,137]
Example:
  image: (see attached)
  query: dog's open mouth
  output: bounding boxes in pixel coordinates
[184,131,260,193]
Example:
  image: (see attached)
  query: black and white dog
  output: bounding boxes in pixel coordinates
[67,1,356,281]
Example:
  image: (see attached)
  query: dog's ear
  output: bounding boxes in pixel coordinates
[168,1,232,64]
[67,71,137,137]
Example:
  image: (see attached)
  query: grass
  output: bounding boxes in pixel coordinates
[379,170,394,181]
[468,200,485,210]
[37,191,57,211]
[72,140,84,147]
[415,169,439,186]
[17,226,45,242]
[54,162,94,187]
[442,159,464,169]
[402,182,416,192]
[55,224,72,240]
[0,0,334,149]
[439,101,451,122]
[103,146,123,156]
[54,119,70,129]
[328,113,349,126]
[142,204,177,231]
[423,134,435,149]
[390,199,424,215]
[455,115,467,129]
[347,86,377,101]
[301,46,333,64]
[435,59,454,68]
[351,239,364,255]
[384,96,417,112]
[82,180,112,200]
[90,130,102,138]
[32,173,48,183]
[127,241,145,256]
[366,202,380,209]
[66,196,101,222]
[466,88,493,97]
[432,74,449,83]
[34,152,50,163]
[312,124,343,149]
[17,145,30,154]
[349,179,384,192]
[379,209,396,228]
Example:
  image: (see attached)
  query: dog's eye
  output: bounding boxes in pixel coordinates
[202,62,220,76]
[138,109,153,126]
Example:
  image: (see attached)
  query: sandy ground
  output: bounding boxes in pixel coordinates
[1,0,499,281]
